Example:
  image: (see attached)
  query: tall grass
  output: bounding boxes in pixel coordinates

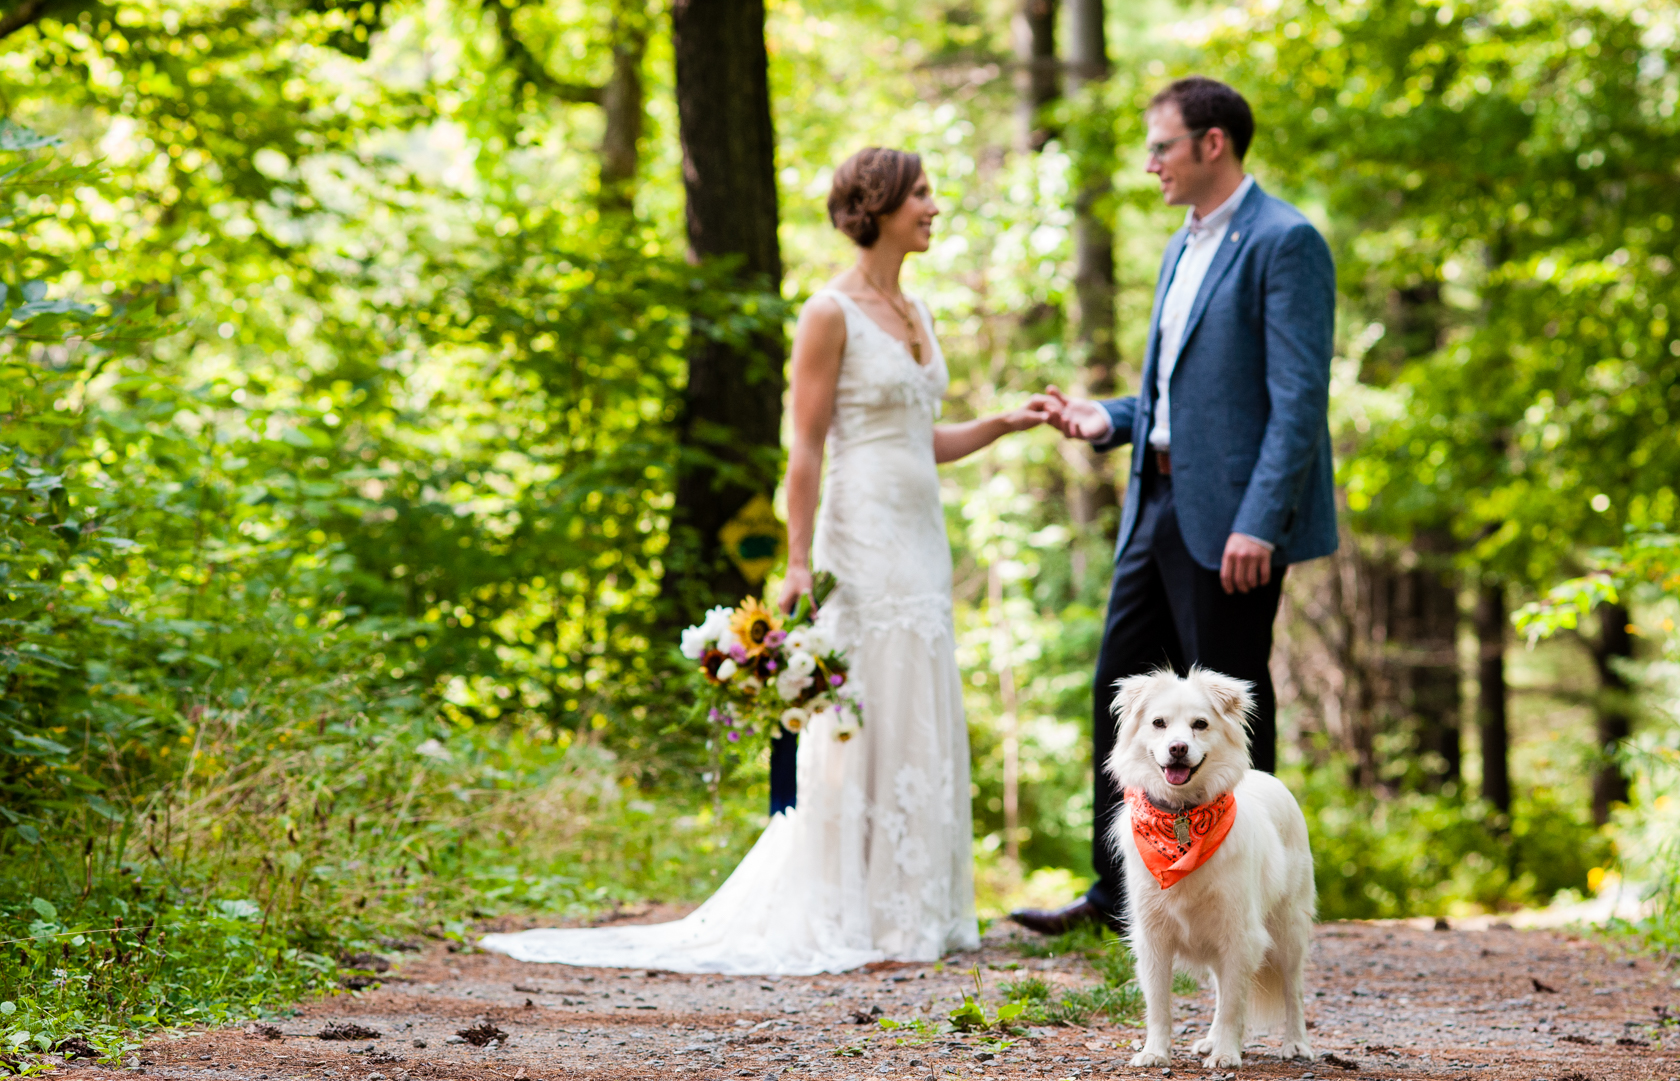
[0,660,766,1057]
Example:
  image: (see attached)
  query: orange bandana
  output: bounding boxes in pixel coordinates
[1125,787,1237,889]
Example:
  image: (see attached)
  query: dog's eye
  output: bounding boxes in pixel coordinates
[1151,718,1166,729]
[1191,718,1209,730]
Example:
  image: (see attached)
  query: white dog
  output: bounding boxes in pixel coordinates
[1105,667,1315,1069]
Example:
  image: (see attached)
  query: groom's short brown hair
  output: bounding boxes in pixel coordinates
[1149,77,1255,160]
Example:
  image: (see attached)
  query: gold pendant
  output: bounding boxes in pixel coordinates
[910,340,922,364]
[1174,816,1191,846]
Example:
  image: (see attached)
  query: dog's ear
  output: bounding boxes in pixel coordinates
[1189,667,1255,731]
[1109,673,1160,726]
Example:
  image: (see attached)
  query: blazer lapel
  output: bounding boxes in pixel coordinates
[1173,182,1266,366]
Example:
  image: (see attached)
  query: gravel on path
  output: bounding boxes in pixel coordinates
[47,917,1679,1081]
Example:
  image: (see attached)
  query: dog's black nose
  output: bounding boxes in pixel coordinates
[1168,741,1189,760]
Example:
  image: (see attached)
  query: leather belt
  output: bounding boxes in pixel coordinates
[1154,451,1172,476]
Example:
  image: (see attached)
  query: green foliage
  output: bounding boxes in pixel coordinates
[1514,527,1680,950]
[1001,929,1142,1027]
[1205,0,1680,584]
[1294,763,1608,919]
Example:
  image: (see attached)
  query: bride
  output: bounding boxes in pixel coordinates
[481,148,1050,974]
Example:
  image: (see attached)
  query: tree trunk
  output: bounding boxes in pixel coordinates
[1473,580,1510,814]
[1012,0,1058,152]
[1384,532,1461,789]
[1589,602,1634,825]
[598,7,646,209]
[666,0,785,618]
[1063,0,1117,580]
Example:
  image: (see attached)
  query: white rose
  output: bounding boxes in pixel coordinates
[680,624,712,660]
[775,669,813,701]
[715,658,738,681]
[700,605,734,636]
[779,707,809,733]
[785,650,817,678]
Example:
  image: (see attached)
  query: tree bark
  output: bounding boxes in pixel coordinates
[666,0,785,617]
[1384,532,1461,789]
[1589,601,1634,825]
[598,7,646,209]
[1012,0,1058,152]
[1473,580,1510,814]
[1063,0,1118,577]
[0,0,64,41]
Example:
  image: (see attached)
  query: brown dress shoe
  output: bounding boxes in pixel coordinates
[1008,897,1122,936]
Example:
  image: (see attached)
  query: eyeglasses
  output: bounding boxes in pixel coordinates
[1145,129,1207,160]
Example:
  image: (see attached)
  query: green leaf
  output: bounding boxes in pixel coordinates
[0,119,60,150]
[30,896,56,920]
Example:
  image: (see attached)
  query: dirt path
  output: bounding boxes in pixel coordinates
[58,917,1677,1081]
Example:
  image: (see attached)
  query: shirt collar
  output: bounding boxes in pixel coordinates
[1185,174,1254,238]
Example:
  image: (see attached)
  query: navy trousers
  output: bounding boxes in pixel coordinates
[1085,467,1284,922]
[769,730,798,815]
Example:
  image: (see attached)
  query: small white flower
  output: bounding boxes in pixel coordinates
[715,627,741,656]
[785,650,817,678]
[741,675,763,693]
[833,702,861,741]
[779,707,809,733]
[715,658,738,681]
[784,628,814,653]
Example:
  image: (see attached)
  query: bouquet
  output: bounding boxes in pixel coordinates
[680,571,862,746]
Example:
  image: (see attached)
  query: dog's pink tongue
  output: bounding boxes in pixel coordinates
[1164,764,1192,786]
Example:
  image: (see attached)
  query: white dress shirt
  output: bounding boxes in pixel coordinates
[1147,173,1254,451]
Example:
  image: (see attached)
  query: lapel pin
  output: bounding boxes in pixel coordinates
[1230,231,1241,242]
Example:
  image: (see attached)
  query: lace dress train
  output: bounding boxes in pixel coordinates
[479,288,977,974]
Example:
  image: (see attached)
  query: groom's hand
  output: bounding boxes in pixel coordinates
[1037,386,1113,441]
[1220,533,1273,595]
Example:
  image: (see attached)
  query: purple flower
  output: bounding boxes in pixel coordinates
[708,708,722,722]
[766,659,778,672]
[727,730,740,742]
[765,630,788,647]
[829,674,844,686]
[729,644,748,663]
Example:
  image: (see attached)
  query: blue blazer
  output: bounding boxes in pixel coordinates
[1094,181,1338,570]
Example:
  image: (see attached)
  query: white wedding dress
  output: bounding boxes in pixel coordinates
[479,288,978,975]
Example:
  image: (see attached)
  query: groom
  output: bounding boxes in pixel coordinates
[1014,77,1338,935]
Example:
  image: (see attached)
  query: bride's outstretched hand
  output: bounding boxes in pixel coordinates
[779,564,814,615]
[1037,385,1112,441]
[1000,400,1055,432]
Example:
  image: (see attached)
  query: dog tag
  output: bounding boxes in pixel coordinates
[1174,816,1191,846]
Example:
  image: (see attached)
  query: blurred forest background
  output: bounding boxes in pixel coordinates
[3,0,1680,1052]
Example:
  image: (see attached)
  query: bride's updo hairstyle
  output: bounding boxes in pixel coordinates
[827,148,923,248]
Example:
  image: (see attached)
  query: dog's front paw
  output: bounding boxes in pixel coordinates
[1190,1037,1214,1055]
[1201,1048,1243,1069]
[1129,1049,1171,1067]
[1279,1038,1313,1060]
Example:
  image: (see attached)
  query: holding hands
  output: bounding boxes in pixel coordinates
[1029,386,1112,442]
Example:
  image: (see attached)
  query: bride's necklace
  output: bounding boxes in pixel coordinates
[860,269,924,365]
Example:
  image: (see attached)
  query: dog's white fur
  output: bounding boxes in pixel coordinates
[1105,667,1315,1069]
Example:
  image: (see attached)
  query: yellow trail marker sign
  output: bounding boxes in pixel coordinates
[718,493,786,585]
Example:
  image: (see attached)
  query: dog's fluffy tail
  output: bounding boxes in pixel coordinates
[1247,956,1288,1034]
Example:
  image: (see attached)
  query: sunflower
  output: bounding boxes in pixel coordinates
[729,597,783,659]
